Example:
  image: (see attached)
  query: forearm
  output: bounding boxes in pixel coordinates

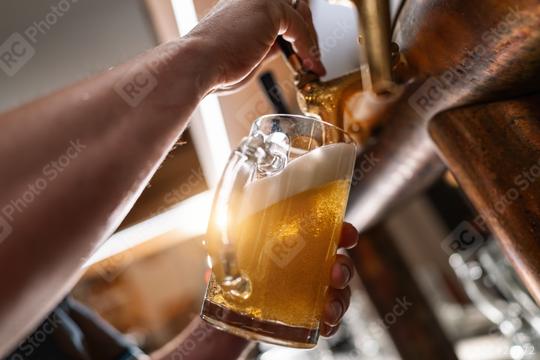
[0,35,217,356]
[151,317,250,360]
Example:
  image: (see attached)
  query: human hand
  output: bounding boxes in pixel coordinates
[188,0,325,90]
[320,222,358,337]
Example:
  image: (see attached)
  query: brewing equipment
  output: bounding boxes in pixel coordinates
[274,0,540,358]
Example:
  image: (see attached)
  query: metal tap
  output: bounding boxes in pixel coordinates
[277,0,399,145]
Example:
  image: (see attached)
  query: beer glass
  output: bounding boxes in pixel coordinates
[201,114,357,348]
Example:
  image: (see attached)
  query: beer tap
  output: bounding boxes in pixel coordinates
[344,0,394,95]
[277,36,365,143]
[277,0,403,145]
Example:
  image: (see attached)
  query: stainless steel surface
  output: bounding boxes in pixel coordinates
[451,240,540,360]
[345,95,445,228]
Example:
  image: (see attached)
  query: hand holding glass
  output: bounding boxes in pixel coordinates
[201,114,357,348]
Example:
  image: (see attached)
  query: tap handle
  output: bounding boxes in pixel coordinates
[276,36,304,73]
[276,36,319,86]
[276,36,296,58]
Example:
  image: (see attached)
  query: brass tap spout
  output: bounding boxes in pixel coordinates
[276,36,366,142]
[350,0,393,95]
[296,71,365,142]
[277,34,400,144]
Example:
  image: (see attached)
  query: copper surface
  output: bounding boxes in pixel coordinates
[429,94,540,303]
[346,0,540,232]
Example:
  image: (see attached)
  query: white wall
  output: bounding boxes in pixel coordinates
[311,0,360,80]
[0,0,156,112]
[311,0,404,80]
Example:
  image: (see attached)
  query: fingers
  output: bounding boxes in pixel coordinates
[278,1,326,75]
[330,254,354,289]
[320,222,358,337]
[321,286,352,336]
[295,0,320,53]
[320,322,339,337]
[214,61,265,94]
[339,222,359,249]
[267,42,282,58]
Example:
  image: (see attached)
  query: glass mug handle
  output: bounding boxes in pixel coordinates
[206,131,290,300]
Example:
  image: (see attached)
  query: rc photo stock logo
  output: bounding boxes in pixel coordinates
[0,33,35,77]
[441,221,486,260]
[407,5,530,119]
[0,215,13,245]
[114,65,158,107]
[266,233,306,269]
[0,139,86,245]
[0,0,80,77]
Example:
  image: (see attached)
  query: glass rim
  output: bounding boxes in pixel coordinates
[254,113,356,145]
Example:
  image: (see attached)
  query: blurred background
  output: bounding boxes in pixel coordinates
[1,0,539,359]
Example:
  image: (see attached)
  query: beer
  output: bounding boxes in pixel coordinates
[202,141,356,347]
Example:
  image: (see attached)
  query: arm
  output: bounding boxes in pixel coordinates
[0,36,214,357]
[0,0,323,356]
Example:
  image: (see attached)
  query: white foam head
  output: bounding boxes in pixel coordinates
[238,143,356,220]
